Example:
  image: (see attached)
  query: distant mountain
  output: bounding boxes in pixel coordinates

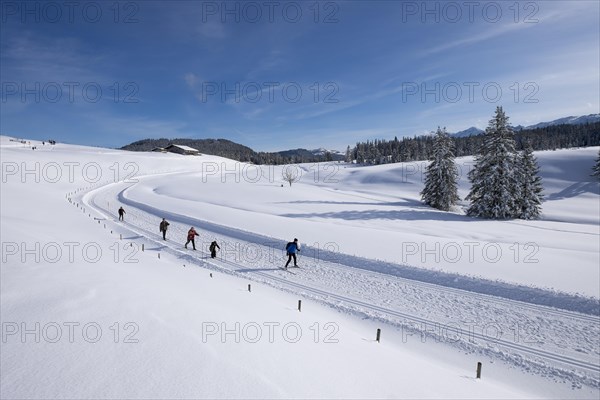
[310,147,343,155]
[451,127,484,137]
[272,148,345,161]
[520,114,600,130]
[451,114,600,137]
[310,148,345,157]
[277,148,321,159]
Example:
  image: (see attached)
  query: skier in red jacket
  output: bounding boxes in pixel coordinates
[185,227,199,250]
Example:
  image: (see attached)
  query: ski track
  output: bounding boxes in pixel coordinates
[74,173,600,389]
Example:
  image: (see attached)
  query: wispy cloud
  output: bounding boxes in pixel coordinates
[85,113,189,143]
[245,49,286,79]
[184,73,200,88]
[279,72,451,121]
[1,32,107,83]
[420,4,588,57]
[197,20,227,39]
[420,22,534,56]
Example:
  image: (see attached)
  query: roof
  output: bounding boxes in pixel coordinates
[166,144,199,152]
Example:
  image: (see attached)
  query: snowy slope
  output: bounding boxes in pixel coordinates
[1,136,599,399]
[117,148,600,298]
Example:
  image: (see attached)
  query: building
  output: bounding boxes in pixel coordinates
[164,144,200,155]
[151,147,167,153]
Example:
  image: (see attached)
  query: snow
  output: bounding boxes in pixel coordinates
[120,149,600,298]
[1,136,599,399]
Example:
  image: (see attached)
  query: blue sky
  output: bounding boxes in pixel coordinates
[1,1,598,151]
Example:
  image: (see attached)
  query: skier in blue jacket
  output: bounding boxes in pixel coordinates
[284,238,300,268]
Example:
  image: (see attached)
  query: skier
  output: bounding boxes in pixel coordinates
[185,227,199,250]
[118,207,125,221]
[209,241,220,258]
[159,218,170,240]
[284,238,300,269]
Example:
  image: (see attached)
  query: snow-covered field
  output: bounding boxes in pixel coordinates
[1,136,599,399]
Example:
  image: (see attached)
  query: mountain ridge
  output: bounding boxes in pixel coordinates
[451,113,600,137]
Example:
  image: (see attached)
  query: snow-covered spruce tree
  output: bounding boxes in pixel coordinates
[511,151,523,216]
[345,145,352,163]
[466,106,520,219]
[592,149,600,180]
[420,127,460,211]
[517,142,544,219]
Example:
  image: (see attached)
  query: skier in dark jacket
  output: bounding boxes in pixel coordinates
[118,207,125,221]
[284,238,300,268]
[209,241,220,258]
[185,227,199,250]
[159,218,170,240]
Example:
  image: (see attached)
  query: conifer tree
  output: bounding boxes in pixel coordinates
[592,149,600,180]
[517,142,544,219]
[345,145,352,163]
[421,127,460,211]
[466,107,519,219]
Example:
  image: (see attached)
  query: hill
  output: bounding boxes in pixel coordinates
[121,138,344,164]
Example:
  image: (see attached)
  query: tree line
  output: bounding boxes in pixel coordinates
[347,121,600,165]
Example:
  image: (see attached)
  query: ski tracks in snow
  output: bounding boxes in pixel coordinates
[78,175,600,389]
